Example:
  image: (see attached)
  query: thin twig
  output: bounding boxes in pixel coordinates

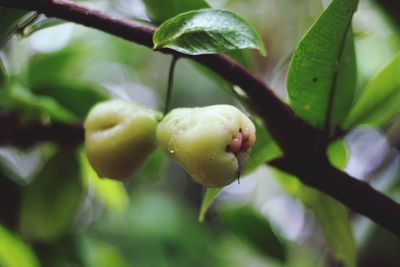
[164,55,178,114]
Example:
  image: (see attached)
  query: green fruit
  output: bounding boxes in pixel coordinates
[84,99,163,180]
[157,105,256,187]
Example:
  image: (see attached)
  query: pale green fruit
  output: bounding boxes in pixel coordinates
[84,99,163,180]
[157,105,256,187]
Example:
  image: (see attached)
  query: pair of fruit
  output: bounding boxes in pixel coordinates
[84,99,256,187]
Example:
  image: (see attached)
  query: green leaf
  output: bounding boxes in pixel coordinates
[143,0,252,67]
[153,9,266,56]
[307,191,356,267]
[327,139,348,170]
[198,187,222,222]
[25,48,109,119]
[20,149,84,242]
[133,148,167,182]
[27,48,82,87]
[142,0,210,24]
[330,27,357,127]
[224,49,252,69]
[32,81,109,119]
[0,82,78,123]
[343,52,400,129]
[0,224,41,267]
[275,171,356,267]
[243,117,282,175]
[287,0,358,129]
[83,239,128,267]
[221,206,287,263]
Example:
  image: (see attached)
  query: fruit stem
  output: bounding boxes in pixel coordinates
[164,55,179,114]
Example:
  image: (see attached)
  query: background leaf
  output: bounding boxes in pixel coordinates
[81,153,129,214]
[344,51,400,129]
[83,238,128,267]
[142,0,210,24]
[287,0,358,129]
[198,187,221,222]
[243,117,281,175]
[27,48,82,87]
[275,171,356,267]
[153,9,266,56]
[220,205,287,263]
[0,224,41,267]
[19,148,84,242]
[0,82,78,123]
[32,81,109,120]
[327,139,348,169]
[307,191,356,267]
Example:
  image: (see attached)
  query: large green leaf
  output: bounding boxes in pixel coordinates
[287,0,358,129]
[153,9,266,56]
[343,52,400,129]
[275,171,356,267]
[19,149,84,242]
[0,224,41,267]
[221,206,287,263]
[142,0,210,24]
[144,0,251,67]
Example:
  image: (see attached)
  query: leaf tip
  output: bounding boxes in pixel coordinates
[198,212,205,223]
[259,45,267,57]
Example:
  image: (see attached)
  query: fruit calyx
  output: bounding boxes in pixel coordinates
[226,128,252,156]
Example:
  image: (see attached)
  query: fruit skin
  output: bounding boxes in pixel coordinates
[157,105,256,187]
[84,99,163,180]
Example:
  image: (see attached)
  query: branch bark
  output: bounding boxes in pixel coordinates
[1,0,400,237]
[374,0,400,27]
[0,113,83,147]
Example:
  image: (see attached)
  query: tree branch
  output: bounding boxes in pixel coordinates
[270,157,400,237]
[0,113,83,147]
[374,0,400,28]
[1,0,400,237]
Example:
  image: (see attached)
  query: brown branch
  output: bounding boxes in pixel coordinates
[270,157,400,237]
[374,0,400,28]
[1,0,400,237]
[0,113,83,147]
